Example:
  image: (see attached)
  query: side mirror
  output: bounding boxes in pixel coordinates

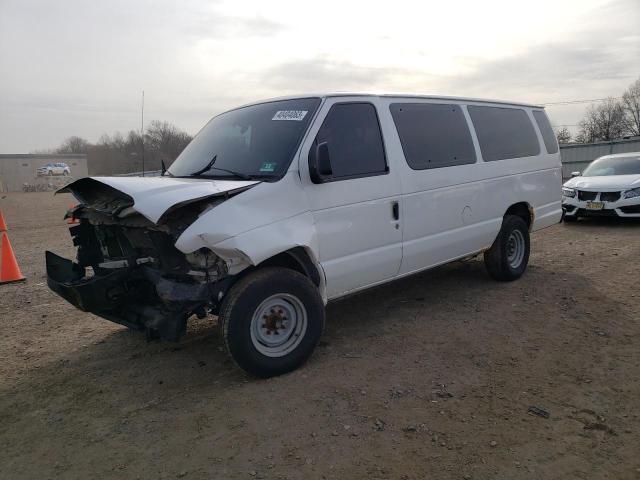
[309,142,333,183]
[571,171,581,178]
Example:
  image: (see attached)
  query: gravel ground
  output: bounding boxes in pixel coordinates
[1,191,639,480]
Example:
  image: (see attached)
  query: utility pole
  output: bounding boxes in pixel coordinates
[141,90,145,177]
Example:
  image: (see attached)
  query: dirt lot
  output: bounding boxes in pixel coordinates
[0,191,639,480]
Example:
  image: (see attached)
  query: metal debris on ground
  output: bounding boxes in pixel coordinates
[527,406,550,418]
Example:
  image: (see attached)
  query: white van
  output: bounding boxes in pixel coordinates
[47,93,562,377]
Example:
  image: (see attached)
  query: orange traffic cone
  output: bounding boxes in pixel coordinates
[0,231,25,284]
[0,210,7,232]
[66,204,79,225]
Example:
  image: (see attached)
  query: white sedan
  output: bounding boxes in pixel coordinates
[562,152,640,220]
[37,162,71,176]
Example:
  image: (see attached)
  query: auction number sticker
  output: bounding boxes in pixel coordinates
[272,110,308,121]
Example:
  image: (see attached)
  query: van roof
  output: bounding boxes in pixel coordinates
[241,93,543,109]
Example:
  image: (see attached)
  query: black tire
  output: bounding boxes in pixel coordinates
[219,267,325,378]
[484,215,530,281]
[563,215,578,222]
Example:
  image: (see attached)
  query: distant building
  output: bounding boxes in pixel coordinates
[0,154,88,192]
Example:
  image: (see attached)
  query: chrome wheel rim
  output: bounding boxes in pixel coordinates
[506,230,525,268]
[250,294,307,357]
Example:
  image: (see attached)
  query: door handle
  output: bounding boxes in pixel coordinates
[391,201,399,221]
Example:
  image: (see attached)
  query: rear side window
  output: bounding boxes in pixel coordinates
[390,103,476,170]
[532,110,559,154]
[468,106,540,161]
[313,103,387,179]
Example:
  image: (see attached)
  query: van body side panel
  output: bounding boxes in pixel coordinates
[382,98,562,277]
[532,198,563,230]
[310,194,402,298]
[382,98,493,275]
[529,158,563,232]
[396,165,561,276]
[297,97,404,299]
[398,178,498,275]
[527,109,563,230]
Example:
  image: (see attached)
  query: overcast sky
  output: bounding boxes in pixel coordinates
[0,0,638,153]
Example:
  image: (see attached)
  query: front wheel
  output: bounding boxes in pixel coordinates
[484,215,530,281]
[219,267,325,377]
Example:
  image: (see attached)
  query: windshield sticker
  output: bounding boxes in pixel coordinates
[259,162,277,172]
[272,110,308,121]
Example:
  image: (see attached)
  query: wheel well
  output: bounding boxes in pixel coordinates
[210,248,322,315]
[256,247,321,287]
[505,202,533,230]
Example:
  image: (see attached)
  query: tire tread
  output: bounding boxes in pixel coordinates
[484,215,530,282]
[218,267,324,377]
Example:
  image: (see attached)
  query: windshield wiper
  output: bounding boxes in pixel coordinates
[190,154,218,176]
[200,166,253,181]
[188,155,252,180]
[161,160,174,177]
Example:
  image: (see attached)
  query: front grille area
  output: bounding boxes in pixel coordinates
[620,205,640,214]
[576,191,622,202]
[600,191,621,202]
[577,190,598,201]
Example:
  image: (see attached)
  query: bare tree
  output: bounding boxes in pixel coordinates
[577,97,626,143]
[45,120,193,175]
[621,78,640,136]
[573,132,587,144]
[56,136,90,154]
[555,126,572,144]
[145,120,192,165]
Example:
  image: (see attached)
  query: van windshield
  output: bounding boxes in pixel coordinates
[168,97,321,180]
[582,155,640,176]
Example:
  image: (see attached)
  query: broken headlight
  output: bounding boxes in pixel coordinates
[184,248,228,279]
[185,248,217,269]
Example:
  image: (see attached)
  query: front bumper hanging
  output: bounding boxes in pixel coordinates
[46,251,211,341]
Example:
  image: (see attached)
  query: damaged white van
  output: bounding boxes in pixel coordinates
[47,94,562,377]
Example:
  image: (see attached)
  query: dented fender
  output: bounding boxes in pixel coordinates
[174,172,326,301]
[209,212,325,300]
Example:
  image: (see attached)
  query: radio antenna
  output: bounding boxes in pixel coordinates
[141,90,145,177]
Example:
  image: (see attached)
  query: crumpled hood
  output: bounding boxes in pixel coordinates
[563,174,640,191]
[58,176,260,224]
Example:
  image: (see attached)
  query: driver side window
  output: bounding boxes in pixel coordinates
[312,103,388,180]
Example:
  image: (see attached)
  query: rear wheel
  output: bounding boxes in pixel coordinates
[484,215,530,281]
[219,267,325,377]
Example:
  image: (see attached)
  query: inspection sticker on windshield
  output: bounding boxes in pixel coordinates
[272,110,308,121]
[259,162,277,172]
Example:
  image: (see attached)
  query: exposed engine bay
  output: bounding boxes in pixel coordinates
[46,177,255,341]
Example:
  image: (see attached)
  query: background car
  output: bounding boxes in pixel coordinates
[562,152,640,220]
[37,162,71,176]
